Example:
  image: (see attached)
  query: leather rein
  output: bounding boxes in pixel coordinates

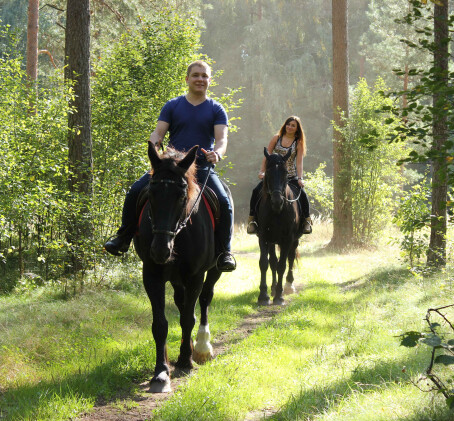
[148,164,212,238]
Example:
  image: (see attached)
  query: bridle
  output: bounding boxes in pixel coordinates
[148,164,212,238]
[265,163,301,204]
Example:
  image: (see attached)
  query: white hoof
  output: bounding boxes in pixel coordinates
[149,371,171,393]
[193,324,213,364]
[283,282,296,295]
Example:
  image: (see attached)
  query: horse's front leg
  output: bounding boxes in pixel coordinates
[174,274,204,370]
[274,244,290,305]
[284,239,298,295]
[143,264,171,393]
[269,244,278,297]
[258,237,271,306]
[193,267,221,364]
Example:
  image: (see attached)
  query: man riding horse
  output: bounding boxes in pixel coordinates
[104,60,236,272]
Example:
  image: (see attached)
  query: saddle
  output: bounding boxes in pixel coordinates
[136,184,220,231]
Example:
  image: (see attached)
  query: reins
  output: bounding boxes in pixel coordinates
[174,163,212,236]
[149,163,213,238]
[267,183,302,203]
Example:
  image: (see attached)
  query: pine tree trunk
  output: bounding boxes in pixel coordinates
[330,0,352,249]
[26,0,39,83]
[65,0,93,275]
[427,1,449,267]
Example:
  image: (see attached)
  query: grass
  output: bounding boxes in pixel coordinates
[1,221,454,420]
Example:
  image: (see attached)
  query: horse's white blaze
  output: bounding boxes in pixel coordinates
[193,324,213,363]
[283,282,296,295]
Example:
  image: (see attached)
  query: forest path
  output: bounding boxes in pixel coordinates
[77,285,302,421]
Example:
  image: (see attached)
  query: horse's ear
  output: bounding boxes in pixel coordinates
[178,145,199,172]
[264,147,270,159]
[283,148,292,162]
[148,142,162,169]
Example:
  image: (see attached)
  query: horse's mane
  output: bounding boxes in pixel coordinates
[149,147,198,213]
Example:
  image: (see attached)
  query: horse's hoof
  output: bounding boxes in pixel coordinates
[149,371,171,393]
[273,297,285,306]
[258,298,271,306]
[283,282,296,295]
[193,342,213,364]
[193,324,213,364]
[173,366,191,378]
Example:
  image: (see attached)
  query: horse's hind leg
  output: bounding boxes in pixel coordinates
[193,267,221,364]
[258,237,271,306]
[143,265,171,393]
[284,239,298,295]
[269,244,278,297]
[274,244,290,306]
[174,274,204,371]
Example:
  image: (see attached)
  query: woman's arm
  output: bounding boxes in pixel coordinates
[296,139,304,187]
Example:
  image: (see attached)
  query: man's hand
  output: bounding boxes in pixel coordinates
[201,148,219,164]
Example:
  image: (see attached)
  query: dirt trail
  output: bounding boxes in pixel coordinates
[78,287,301,421]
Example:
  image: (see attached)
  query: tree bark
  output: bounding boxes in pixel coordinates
[65,0,93,274]
[330,0,352,249]
[427,1,448,267]
[26,0,39,83]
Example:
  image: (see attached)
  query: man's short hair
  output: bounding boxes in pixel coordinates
[186,60,211,77]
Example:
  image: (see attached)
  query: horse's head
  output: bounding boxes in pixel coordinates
[147,143,198,264]
[263,147,291,213]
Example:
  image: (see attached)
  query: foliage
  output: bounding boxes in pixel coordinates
[393,179,431,267]
[360,0,432,95]
[385,0,453,267]
[334,78,406,245]
[400,304,454,410]
[388,1,453,167]
[0,25,73,293]
[304,162,333,220]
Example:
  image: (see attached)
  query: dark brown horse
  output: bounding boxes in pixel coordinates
[133,143,225,392]
[256,147,302,306]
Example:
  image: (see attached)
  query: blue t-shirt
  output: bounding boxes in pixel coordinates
[158,95,228,154]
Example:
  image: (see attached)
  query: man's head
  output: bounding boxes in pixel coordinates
[186,60,212,96]
[186,60,211,78]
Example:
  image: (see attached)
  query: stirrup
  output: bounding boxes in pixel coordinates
[247,221,258,235]
[216,252,237,272]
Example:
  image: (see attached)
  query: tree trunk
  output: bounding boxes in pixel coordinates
[330,0,352,249]
[65,0,93,275]
[427,1,449,267]
[26,0,39,83]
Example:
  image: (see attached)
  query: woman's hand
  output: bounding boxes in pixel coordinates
[258,171,265,180]
[298,178,304,188]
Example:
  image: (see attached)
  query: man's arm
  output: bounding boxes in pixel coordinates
[202,124,228,164]
[149,120,170,147]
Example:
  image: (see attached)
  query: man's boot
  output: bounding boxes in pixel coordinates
[216,251,236,272]
[104,228,133,256]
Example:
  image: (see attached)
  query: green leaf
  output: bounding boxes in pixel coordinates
[400,331,423,347]
[420,334,442,347]
[435,355,454,366]
[446,396,454,409]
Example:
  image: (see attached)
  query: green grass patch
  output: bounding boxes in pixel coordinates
[1,222,454,420]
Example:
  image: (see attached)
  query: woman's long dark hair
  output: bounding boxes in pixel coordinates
[277,116,307,156]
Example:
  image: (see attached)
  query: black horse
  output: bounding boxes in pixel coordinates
[256,147,303,306]
[134,143,225,393]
